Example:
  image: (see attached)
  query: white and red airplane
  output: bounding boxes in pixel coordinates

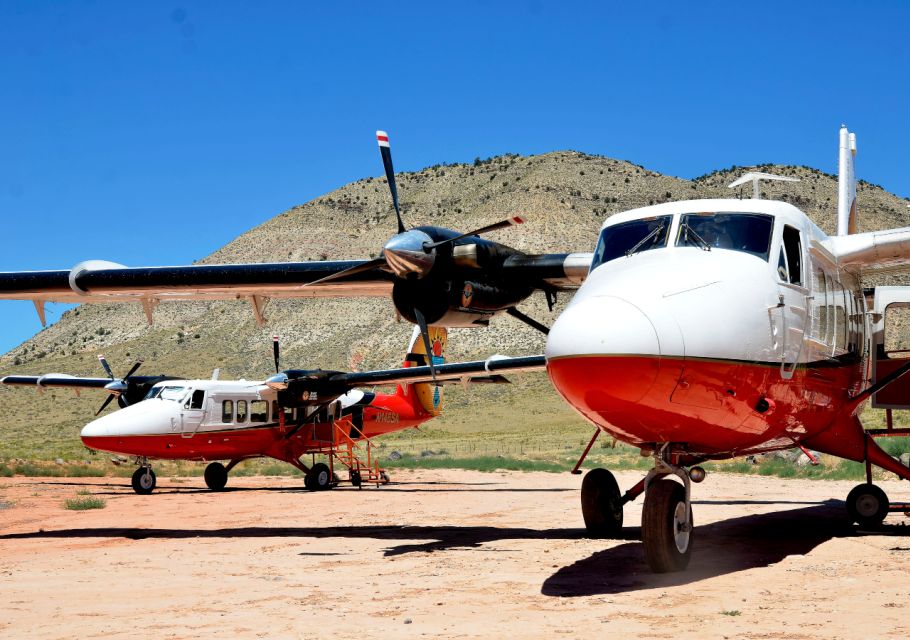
[2,328,544,494]
[2,126,910,573]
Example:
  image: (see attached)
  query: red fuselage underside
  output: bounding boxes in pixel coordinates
[547,354,861,457]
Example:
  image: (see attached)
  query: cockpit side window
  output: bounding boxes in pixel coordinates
[590,215,672,270]
[190,390,205,410]
[221,400,233,423]
[782,225,802,285]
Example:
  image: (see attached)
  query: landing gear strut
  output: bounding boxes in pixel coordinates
[131,459,156,495]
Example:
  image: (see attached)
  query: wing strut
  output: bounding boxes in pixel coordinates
[506,307,550,335]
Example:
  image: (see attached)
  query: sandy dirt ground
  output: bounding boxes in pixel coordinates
[1,469,910,639]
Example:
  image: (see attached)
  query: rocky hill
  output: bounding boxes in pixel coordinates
[1,151,909,459]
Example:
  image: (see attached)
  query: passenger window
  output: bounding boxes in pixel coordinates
[782,225,802,285]
[250,400,268,423]
[236,400,248,423]
[221,400,233,423]
[190,390,205,410]
[272,401,280,422]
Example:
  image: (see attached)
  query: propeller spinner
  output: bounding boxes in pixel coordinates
[95,355,144,415]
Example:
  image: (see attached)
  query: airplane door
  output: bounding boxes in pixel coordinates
[871,287,910,409]
[180,389,206,437]
[775,225,807,379]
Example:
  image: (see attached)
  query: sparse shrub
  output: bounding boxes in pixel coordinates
[64,496,106,510]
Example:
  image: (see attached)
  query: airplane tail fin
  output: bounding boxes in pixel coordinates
[837,125,859,236]
[397,325,447,417]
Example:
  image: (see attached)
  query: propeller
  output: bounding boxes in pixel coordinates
[95,355,144,415]
[307,131,524,287]
[305,130,526,366]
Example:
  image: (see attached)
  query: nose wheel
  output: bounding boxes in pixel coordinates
[131,464,157,495]
[579,449,700,573]
[581,468,624,537]
[642,478,692,572]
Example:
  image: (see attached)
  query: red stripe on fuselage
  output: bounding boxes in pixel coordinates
[547,354,863,456]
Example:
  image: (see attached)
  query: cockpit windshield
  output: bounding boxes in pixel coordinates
[144,387,163,400]
[158,386,188,402]
[675,212,774,260]
[590,215,672,270]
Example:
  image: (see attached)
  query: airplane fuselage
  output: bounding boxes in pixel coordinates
[546,198,870,460]
[80,379,429,463]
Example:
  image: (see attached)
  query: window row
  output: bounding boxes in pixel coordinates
[220,400,295,424]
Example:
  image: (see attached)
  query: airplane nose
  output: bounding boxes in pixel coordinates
[545,295,669,410]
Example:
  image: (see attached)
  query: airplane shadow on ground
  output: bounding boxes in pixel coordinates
[2,498,901,594]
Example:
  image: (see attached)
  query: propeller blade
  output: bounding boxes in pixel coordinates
[423,216,524,250]
[272,335,280,374]
[123,359,144,380]
[303,257,387,287]
[95,393,116,416]
[413,307,438,386]
[97,354,115,380]
[376,130,405,233]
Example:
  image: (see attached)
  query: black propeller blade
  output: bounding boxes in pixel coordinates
[272,334,280,374]
[423,216,525,251]
[95,394,116,416]
[413,307,438,386]
[98,354,115,380]
[305,256,388,287]
[377,130,405,233]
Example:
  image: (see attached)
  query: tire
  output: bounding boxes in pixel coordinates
[846,483,889,527]
[131,468,157,495]
[204,462,228,491]
[351,471,362,488]
[642,479,692,573]
[306,463,332,491]
[379,471,390,485]
[581,468,623,537]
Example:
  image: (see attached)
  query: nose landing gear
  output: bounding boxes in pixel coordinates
[131,458,157,494]
[579,445,701,573]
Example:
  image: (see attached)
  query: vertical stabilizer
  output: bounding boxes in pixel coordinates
[837,125,858,236]
[399,325,448,416]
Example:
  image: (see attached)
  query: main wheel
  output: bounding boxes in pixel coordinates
[131,467,157,495]
[846,483,889,527]
[581,468,623,537]
[642,479,692,573]
[204,462,228,491]
[305,463,332,491]
[351,471,362,488]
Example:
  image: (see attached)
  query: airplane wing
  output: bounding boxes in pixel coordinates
[822,227,910,276]
[0,374,169,390]
[0,254,591,325]
[330,354,547,388]
[1,374,113,389]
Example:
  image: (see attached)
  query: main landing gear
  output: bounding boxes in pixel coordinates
[846,483,890,528]
[580,445,705,573]
[304,462,334,491]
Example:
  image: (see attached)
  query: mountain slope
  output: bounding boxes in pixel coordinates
[1,151,908,460]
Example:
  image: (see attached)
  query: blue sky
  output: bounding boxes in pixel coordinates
[1,0,909,354]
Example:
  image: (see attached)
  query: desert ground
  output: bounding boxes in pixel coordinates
[1,469,909,639]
